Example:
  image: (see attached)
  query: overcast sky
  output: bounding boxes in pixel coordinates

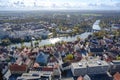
[0,0,120,10]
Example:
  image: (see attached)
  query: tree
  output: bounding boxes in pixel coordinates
[116,55,120,60]
[64,54,74,62]
[112,30,120,37]
[34,41,39,47]
[21,42,24,48]
[1,38,11,46]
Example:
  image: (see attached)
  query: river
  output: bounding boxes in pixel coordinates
[9,32,92,48]
[92,20,101,31]
[9,20,101,48]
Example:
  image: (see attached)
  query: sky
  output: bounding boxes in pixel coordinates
[0,0,120,10]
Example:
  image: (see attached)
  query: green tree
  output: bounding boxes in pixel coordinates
[1,38,11,46]
[64,54,74,62]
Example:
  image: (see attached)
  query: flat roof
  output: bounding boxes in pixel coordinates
[112,60,120,62]
[112,60,120,64]
[29,71,53,75]
[87,60,109,67]
[71,57,109,68]
[61,77,74,80]
[17,73,41,80]
[71,60,87,69]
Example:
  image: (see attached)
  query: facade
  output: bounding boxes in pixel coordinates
[87,60,109,74]
[109,60,120,74]
[17,67,55,80]
[0,28,9,39]
[9,50,33,74]
[113,72,120,80]
[17,62,61,80]
[9,64,27,74]
[71,60,88,76]
[17,73,41,80]
[71,57,109,76]
[111,24,120,30]
[62,77,74,80]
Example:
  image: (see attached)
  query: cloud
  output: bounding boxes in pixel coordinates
[0,0,120,10]
[115,2,120,7]
[13,1,25,7]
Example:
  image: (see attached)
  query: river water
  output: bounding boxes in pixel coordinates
[9,20,101,48]
[9,32,92,48]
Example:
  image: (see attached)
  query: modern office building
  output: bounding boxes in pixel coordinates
[71,59,88,76]
[109,60,120,73]
[71,57,109,76]
[111,24,120,30]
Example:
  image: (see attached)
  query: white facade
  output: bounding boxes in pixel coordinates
[111,24,120,30]
[17,71,53,80]
[71,57,109,76]
[71,61,87,76]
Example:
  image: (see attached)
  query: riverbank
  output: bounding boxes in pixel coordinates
[9,32,92,48]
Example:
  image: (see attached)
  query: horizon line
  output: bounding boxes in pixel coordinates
[0,9,120,12]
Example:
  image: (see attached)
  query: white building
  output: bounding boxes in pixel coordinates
[87,60,109,74]
[71,59,87,76]
[17,71,53,80]
[71,57,109,76]
[109,60,120,73]
[111,24,120,30]
[17,73,41,80]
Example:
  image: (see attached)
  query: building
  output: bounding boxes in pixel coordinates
[9,64,27,74]
[111,24,120,30]
[47,62,61,79]
[71,57,109,76]
[35,52,49,65]
[0,29,9,39]
[113,72,120,80]
[62,77,74,80]
[87,59,109,74]
[109,60,120,74]
[71,60,88,76]
[17,63,61,80]
[77,76,83,80]
[9,49,33,74]
[89,48,104,56]
[17,73,41,80]
[17,67,54,80]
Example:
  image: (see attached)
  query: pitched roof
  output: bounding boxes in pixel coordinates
[25,59,31,65]
[113,72,120,80]
[42,67,54,71]
[9,64,27,72]
[36,52,48,64]
[77,76,83,80]
[33,63,40,68]
[90,48,104,53]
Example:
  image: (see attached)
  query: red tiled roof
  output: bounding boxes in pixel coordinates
[9,64,27,72]
[114,72,120,80]
[33,63,40,68]
[77,76,83,80]
[42,67,54,71]
[25,59,31,65]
